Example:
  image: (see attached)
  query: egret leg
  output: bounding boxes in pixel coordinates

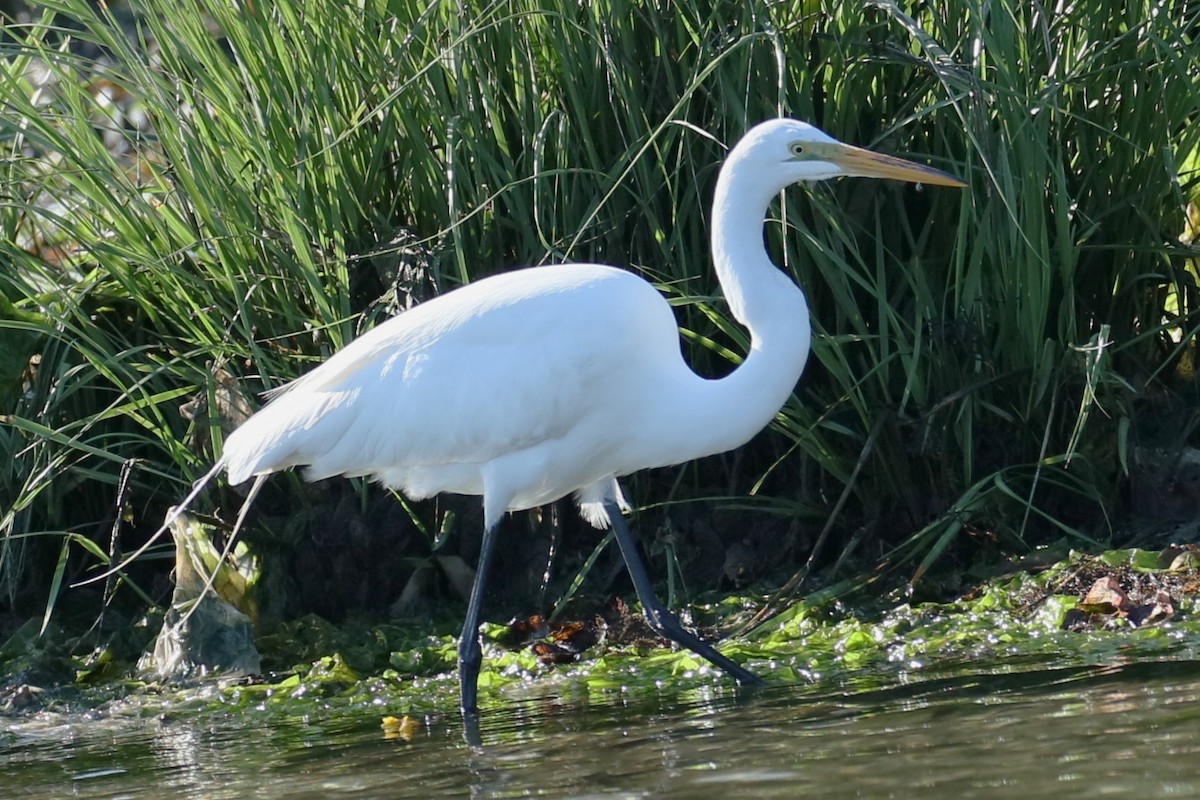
[459,516,502,716]
[604,501,762,686]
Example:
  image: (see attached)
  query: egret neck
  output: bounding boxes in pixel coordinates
[669,158,813,460]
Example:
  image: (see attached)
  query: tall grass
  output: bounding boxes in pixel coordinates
[0,0,1196,622]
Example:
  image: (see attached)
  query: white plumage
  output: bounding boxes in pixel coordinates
[223,257,809,528]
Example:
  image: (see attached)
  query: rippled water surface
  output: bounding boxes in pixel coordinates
[5,659,1200,798]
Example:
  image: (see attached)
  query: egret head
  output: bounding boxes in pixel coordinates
[729,118,965,190]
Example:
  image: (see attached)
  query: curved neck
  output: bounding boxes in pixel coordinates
[711,166,798,326]
[669,159,813,460]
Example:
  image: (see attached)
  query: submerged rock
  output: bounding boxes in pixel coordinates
[138,512,261,679]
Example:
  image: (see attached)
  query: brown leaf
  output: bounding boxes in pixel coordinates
[515,614,606,663]
[1082,576,1128,612]
[549,616,606,654]
[531,641,579,665]
[507,614,549,644]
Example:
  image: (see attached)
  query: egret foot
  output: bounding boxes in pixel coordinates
[604,500,763,686]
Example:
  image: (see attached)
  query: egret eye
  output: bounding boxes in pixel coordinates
[790,142,805,157]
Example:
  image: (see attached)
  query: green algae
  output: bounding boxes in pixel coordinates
[4,547,1198,722]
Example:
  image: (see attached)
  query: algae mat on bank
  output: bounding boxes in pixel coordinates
[2,546,1198,721]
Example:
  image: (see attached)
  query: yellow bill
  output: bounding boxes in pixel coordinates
[830,142,966,187]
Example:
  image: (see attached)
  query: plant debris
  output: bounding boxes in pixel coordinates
[1061,576,1177,631]
[505,613,608,665]
[1003,546,1199,633]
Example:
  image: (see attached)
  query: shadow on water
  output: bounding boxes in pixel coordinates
[5,659,1200,798]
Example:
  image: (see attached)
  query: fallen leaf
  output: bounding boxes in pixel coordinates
[1081,576,1128,613]
[381,714,420,742]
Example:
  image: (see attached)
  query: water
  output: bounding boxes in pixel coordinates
[5,659,1200,798]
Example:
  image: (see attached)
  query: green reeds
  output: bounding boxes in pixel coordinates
[0,0,1196,622]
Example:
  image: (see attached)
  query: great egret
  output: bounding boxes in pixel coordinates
[191,119,964,715]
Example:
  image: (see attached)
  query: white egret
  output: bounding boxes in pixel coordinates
[201,119,964,715]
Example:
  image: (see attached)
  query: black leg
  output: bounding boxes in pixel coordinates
[604,500,762,686]
[459,515,502,717]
